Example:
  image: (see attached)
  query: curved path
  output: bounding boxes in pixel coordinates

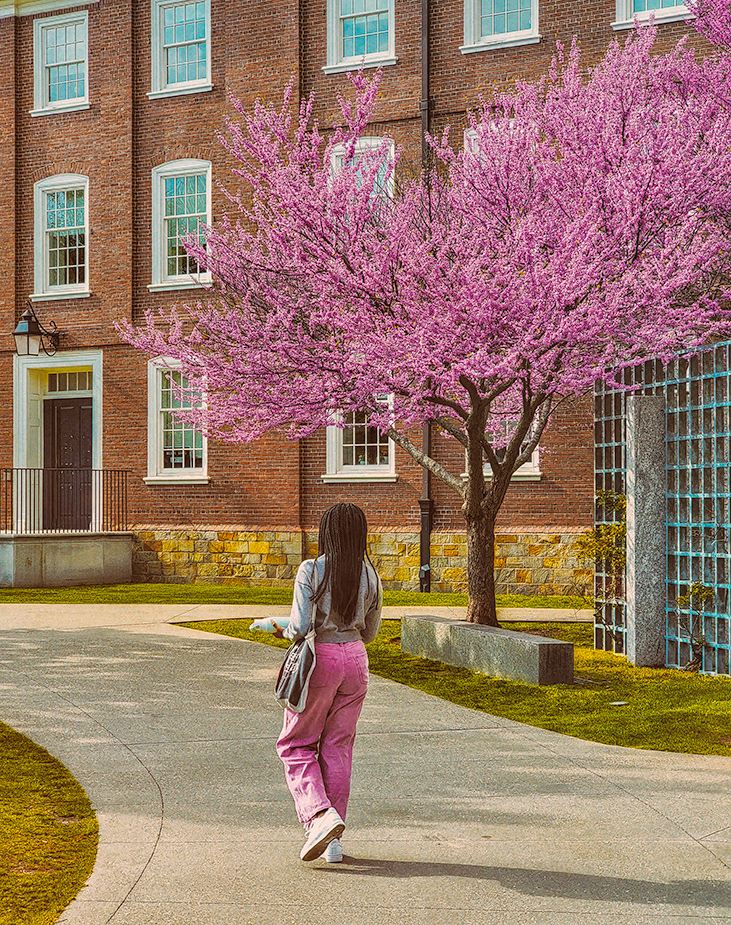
[0,604,729,925]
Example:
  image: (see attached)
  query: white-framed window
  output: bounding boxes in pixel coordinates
[324,399,396,483]
[31,11,89,117]
[32,174,90,301]
[149,0,212,99]
[150,159,211,291]
[324,0,397,74]
[146,358,209,484]
[462,419,542,482]
[331,137,395,200]
[461,0,540,53]
[611,0,691,29]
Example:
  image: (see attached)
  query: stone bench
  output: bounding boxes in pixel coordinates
[400,613,574,686]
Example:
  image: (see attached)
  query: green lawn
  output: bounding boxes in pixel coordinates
[182,618,731,757]
[0,582,586,610]
[0,723,98,925]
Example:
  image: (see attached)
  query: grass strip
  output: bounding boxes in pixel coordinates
[181,618,731,757]
[0,583,586,610]
[0,723,98,925]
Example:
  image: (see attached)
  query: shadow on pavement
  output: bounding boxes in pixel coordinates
[324,858,731,909]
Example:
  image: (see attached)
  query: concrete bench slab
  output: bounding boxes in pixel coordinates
[401,613,574,686]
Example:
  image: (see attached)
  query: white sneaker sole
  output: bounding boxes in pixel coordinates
[300,821,345,861]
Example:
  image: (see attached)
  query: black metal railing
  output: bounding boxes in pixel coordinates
[0,468,128,534]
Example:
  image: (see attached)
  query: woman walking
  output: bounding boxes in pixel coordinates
[272,502,382,862]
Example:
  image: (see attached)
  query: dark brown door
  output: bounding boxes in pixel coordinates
[43,398,93,530]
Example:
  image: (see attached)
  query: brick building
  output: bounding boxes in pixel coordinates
[0,0,703,591]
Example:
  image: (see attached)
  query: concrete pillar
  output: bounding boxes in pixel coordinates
[625,394,666,667]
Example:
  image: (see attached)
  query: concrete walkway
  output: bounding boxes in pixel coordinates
[0,605,729,925]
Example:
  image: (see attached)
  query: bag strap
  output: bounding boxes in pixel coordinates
[305,559,320,636]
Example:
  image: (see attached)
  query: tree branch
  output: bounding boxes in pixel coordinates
[386,427,466,498]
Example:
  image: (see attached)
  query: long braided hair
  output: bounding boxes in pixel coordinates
[312,502,371,626]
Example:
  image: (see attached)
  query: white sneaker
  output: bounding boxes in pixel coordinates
[324,838,343,863]
[300,808,345,861]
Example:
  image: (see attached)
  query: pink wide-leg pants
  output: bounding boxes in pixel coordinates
[276,640,369,828]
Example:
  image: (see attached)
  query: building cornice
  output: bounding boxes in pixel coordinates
[0,0,97,19]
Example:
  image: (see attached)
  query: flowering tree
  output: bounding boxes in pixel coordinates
[688,0,731,49]
[120,27,731,625]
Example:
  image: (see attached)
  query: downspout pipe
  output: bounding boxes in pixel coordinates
[418,0,434,593]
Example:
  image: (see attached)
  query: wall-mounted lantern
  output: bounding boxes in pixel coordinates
[13,303,59,357]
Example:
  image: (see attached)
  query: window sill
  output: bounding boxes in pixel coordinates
[147,83,213,100]
[30,101,90,117]
[461,470,542,482]
[29,290,91,302]
[143,475,211,485]
[322,472,398,483]
[460,34,540,53]
[148,278,210,292]
[322,55,398,75]
[611,9,692,28]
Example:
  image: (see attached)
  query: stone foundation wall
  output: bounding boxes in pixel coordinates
[132,525,590,596]
[132,527,303,585]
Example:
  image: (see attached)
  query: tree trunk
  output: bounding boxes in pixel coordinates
[465,506,500,626]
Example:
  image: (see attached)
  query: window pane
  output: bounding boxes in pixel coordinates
[163,172,207,277]
[162,0,208,86]
[341,406,390,469]
[46,187,85,288]
[160,369,203,470]
[340,0,389,58]
[44,18,86,103]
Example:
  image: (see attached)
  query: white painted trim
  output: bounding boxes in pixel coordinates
[143,476,211,485]
[29,290,91,301]
[322,56,397,75]
[30,102,90,117]
[13,349,103,470]
[330,136,395,199]
[151,158,212,289]
[147,280,208,292]
[33,10,89,114]
[146,83,213,100]
[33,173,90,300]
[463,0,539,52]
[611,4,692,28]
[322,472,398,483]
[460,34,541,52]
[147,357,208,481]
[325,0,395,72]
[150,0,211,96]
[0,0,97,20]
[324,402,396,483]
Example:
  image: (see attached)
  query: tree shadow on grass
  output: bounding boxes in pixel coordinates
[322,858,731,910]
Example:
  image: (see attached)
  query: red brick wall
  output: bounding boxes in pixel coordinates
[0,0,709,549]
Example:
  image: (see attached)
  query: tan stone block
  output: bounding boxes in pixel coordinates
[264,554,287,565]
[178,541,194,552]
[223,542,248,554]
[249,541,269,554]
[442,567,466,582]
[197,563,218,577]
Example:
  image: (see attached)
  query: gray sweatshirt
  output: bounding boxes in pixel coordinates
[284,556,382,645]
